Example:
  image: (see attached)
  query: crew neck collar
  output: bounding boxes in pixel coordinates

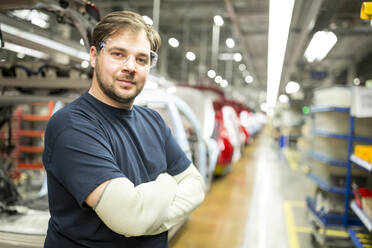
[84,91,134,117]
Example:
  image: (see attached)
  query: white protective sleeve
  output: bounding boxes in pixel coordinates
[93,173,177,237]
[145,163,205,235]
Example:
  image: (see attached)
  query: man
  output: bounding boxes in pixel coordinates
[42,10,205,248]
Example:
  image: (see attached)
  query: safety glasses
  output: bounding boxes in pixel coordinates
[99,40,158,69]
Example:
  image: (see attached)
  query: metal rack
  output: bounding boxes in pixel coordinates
[16,102,54,170]
[306,105,372,246]
[309,151,348,167]
[351,154,372,172]
[349,156,372,247]
[348,229,372,248]
[350,201,372,232]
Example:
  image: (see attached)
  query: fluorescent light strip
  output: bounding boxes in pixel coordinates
[267,0,295,107]
[1,23,89,61]
[3,42,49,59]
[304,31,337,63]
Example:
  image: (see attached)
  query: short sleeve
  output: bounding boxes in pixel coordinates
[46,125,125,207]
[164,126,191,176]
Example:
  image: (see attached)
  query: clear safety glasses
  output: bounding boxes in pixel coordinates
[99,41,158,69]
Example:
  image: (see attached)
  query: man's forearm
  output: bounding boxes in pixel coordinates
[94,173,177,237]
[146,164,205,235]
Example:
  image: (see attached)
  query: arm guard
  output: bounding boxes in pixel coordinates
[94,173,177,237]
[146,164,205,235]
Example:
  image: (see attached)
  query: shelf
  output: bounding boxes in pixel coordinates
[354,136,372,144]
[310,151,348,167]
[307,173,347,194]
[0,131,18,139]
[17,163,44,170]
[310,106,350,113]
[21,114,50,121]
[18,146,44,153]
[0,78,90,89]
[312,129,349,140]
[308,102,372,230]
[351,154,372,172]
[306,196,361,226]
[0,95,75,105]
[348,229,372,248]
[350,200,372,232]
[312,131,372,143]
[18,130,45,137]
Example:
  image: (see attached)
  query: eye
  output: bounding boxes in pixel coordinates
[111,52,124,58]
[136,56,149,65]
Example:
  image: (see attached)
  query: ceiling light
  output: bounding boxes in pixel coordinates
[215,75,222,84]
[1,23,89,61]
[226,38,235,48]
[142,16,153,26]
[279,94,289,103]
[31,18,48,29]
[81,60,89,68]
[220,80,228,88]
[233,53,242,62]
[3,42,49,59]
[353,77,360,85]
[245,75,253,84]
[11,9,49,29]
[304,31,337,63]
[186,51,196,61]
[207,69,216,78]
[168,37,179,48]
[267,0,295,107]
[214,15,224,26]
[17,53,25,59]
[285,81,300,94]
[238,64,246,71]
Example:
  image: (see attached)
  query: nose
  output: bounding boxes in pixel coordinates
[121,54,136,72]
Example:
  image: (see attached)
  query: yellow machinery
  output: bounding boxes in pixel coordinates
[361,2,372,20]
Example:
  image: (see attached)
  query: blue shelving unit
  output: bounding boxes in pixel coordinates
[307,173,347,194]
[348,229,368,248]
[350,201,372,231]
[309,151,348,167]
[312,129,349,140]
[351,154,372,172]
[307,105,372,230]
[349,159,372,248]
[307,197,361,226]
[310,106,350,113]
[312,130,372,143]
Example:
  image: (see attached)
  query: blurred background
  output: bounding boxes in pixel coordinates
[1,0,372,247]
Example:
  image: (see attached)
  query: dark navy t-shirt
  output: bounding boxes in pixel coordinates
[42,91,191,248]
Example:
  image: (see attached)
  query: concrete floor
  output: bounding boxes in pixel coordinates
[170,128,318,248]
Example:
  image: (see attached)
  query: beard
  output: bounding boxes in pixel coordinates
[95,69,141,105]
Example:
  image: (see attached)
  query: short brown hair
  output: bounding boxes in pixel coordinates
[92,11,161,53]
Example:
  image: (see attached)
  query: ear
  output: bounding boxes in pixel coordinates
[90,46,98,68]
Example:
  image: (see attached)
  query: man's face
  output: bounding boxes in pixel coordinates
[90,29,152,108]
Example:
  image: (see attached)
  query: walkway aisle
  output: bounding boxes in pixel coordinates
[170,127,315,248]
[170,132,259,248]
[241,133,314,248]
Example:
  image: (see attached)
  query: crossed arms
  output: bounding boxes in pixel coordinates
[85,164,205,237]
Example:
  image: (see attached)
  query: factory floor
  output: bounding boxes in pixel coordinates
[170,127,325,248]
